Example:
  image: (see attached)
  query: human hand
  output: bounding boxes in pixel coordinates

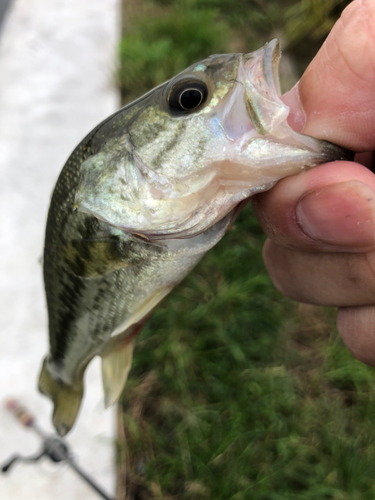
[252,0,375,365]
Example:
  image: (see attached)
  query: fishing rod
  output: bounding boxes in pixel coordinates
[1,398,116,500]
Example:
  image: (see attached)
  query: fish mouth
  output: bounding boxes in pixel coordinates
[218,39,288,144]
[225,39,353,163]
[241,39,285,138]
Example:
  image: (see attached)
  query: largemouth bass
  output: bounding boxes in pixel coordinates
[38,40,351,436]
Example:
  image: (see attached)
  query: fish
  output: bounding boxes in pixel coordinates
[38,39,352,436]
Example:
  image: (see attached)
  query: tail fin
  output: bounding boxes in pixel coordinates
[38,358,83,436]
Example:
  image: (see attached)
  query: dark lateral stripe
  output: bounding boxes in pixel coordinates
[193,131,210,164]
[50,273,85,363]
[152,120,188,166]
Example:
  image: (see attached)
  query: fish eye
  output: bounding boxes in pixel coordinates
[167,79,208,112]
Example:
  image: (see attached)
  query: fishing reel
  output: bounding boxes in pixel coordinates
[2,435,69,473]
[1,398,115,500]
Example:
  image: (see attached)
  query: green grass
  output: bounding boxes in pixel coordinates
[119,5,232,103]
[119,0,353,103]
[118,208,375,499]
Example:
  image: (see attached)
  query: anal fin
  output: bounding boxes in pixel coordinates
[101,288,174,407]
[101,337,135,408]
[38,358,83,436]
[101,319,147,407]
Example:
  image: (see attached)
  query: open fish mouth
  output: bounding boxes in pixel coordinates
[224,39,350,159]
[215,39,288,144]
[238,39,353,162]
[241,39,285,138]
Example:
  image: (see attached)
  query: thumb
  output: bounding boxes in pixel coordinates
[283,0,375,152]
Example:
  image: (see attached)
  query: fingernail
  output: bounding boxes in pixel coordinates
[296,181,375,248]
[281,83,306,133]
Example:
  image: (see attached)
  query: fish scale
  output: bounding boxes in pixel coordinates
[38,40,352,435]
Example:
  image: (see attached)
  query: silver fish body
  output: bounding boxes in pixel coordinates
[38,40,351,435]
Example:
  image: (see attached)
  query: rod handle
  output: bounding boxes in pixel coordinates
[5,398,35,428]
